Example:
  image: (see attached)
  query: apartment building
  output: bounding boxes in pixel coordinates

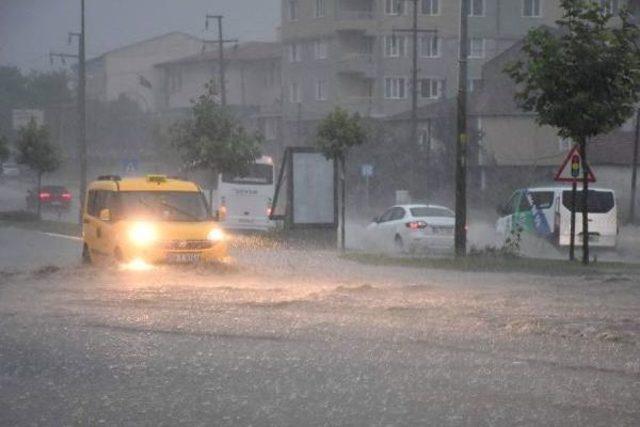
[85,32,208,112]
[155,42,283,146]
[280,0,566,143]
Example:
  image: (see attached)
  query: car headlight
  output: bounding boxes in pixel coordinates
[207,228,225,242]
[128,222,158,246]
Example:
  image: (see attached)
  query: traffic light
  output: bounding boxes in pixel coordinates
[571,154,580,178]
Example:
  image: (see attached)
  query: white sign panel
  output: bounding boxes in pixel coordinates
[292,152,335,224]
[12,109,44,130]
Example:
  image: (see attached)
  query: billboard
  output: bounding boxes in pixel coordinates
[292,151,335,224]
[12,109,44,130]
[271,147,337,229]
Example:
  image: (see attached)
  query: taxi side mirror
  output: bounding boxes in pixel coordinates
[99,208,112,222]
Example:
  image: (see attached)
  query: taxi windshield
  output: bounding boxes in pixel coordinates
[118,191,209,222]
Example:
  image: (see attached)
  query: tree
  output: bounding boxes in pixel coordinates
[315,107,367,252]
[17,119,61,219]
[0,134,9,164]
[506,0,640,264]
[170,81,262,205]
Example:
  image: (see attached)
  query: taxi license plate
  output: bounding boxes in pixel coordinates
[167,253,201,263]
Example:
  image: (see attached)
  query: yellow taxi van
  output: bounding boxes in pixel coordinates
[82,175,227,265]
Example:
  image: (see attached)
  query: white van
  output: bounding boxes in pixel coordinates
[496,186,618,248]
[214,156,276,231]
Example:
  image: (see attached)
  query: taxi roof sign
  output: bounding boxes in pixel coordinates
[554,145,596,183]
[147,174,168,184]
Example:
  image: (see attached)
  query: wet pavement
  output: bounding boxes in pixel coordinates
[0,227,639,425]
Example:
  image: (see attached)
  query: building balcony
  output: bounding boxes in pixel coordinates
[335,9,377,31]
[335,53,377,79]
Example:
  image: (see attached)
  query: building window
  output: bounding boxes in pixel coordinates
[316,80,328,101]
[523,0,542,17]
[419,126,432,150]
[599,0,620,14]
[290,82,302,103]
[288,0,298,21]
[421,0,439,15]
[384,77,407,99]
[385,0,405,15]
[288,43,302,62]
[466,0,485,16]
[468,38,485,58]
[420,35,440,58]
[314,40,328,60]
[384,35,407,57]
[468,78,482,92]
[419,78,443,99]
[315,0,327,18]
[169,69,182,92]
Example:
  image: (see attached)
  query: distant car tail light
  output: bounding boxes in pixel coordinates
[61,193,72,201]
[406,221,428,230]
[39,192,51,200]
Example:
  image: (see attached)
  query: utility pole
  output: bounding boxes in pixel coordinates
[454,0,469,257]
[630,108,640,224]
[393,0,437,194]
[205,15,238,107]
[64,0,87,224]
[50,43,83,225]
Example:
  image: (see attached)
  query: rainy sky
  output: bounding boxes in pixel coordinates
[0,0,280,70]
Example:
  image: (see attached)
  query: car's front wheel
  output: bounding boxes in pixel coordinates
[82,244,92,265]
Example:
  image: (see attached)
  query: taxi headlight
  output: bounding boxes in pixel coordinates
[128,222,158,246]
[207,228,225,242]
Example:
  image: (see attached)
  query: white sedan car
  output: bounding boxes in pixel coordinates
[366,204,455,253]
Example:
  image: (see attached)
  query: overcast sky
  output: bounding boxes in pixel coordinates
[0,0,280,71]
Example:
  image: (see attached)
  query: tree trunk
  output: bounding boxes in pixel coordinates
[580,137,590,265]
[340,155,346,253]
[36,172,42,221]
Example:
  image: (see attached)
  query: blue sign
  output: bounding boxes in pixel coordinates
[361,164,374,177]
[122,158,139,175]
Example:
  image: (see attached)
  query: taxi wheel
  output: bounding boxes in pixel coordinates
[114,247,124,263]
[82,244,92,265]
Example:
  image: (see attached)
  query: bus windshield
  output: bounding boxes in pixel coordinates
[222,164,274,185]
[118,192,210,222]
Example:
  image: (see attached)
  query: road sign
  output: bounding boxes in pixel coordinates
[361,164,374,178]
[122,158,140,175]
[554,145,596,183]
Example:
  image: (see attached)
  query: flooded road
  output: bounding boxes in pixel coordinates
[0,228,639,425]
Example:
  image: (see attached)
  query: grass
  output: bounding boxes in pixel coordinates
[342,252,640,276]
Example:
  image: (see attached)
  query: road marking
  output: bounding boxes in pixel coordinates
[41,232,82,242]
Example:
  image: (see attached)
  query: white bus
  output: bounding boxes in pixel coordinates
[215,156,276,231]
